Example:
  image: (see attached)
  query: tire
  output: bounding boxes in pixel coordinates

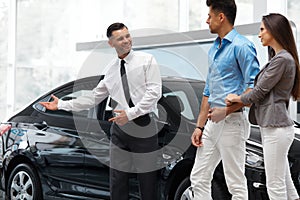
[6,163,42,200]
[174,177,191,200]
[174,177,232,200]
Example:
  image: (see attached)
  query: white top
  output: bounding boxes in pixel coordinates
[58,50,162,121]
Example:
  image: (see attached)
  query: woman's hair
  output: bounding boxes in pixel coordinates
[106,22,128,38]
[263,13,300,100]
[206,0,236,25]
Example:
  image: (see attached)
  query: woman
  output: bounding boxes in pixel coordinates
[226,13,300,200]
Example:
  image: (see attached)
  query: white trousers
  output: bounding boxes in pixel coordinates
[190,112,249,200]
[260,126,299,200]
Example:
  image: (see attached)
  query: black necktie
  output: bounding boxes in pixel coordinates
[120,60,134,107]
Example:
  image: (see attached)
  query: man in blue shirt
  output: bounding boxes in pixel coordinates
[190,0,260,199]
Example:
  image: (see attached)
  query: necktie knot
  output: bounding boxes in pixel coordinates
[120,60,126,76]
[121,59,125,65]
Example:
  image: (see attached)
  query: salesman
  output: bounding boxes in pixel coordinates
[40,22,162,200]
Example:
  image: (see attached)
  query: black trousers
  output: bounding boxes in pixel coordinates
[109,117,159,200]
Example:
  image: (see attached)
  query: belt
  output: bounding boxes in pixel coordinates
[234,108,243,112]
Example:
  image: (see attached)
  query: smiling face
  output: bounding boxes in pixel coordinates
[108,27,132,58]
[258,21,274,47]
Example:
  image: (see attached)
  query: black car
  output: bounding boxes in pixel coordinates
[0,75,299,200]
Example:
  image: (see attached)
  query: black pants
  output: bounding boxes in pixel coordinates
[109,118,159,200]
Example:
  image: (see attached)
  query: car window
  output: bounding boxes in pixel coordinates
[103,96,113,121]
[163,91,194,120]
[58,89,95,118]
[33,77,103,120]
[62,90,93,100]
[161,80,204,123]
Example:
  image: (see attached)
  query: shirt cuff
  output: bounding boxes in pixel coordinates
[125,108,136,121]
[57,99,65,110]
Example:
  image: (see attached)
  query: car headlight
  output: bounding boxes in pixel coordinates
[245,151,264,169]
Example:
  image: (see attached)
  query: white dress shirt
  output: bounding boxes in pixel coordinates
[58,50,162,121]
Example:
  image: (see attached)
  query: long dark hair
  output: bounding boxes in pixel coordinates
[263,13,300,100]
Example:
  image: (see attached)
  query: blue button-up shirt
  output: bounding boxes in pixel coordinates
[203,28,260,108]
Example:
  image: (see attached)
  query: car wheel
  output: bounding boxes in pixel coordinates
[174,177,191,200]
[6,163,42,200]
[174,177,232,200]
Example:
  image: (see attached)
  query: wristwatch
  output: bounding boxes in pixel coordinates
[196,126,205,132]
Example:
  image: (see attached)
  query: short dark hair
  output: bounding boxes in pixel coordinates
[106,22,128,38]
[206,0,236,25]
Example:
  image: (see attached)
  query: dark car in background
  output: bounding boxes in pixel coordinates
[0,75,299,200]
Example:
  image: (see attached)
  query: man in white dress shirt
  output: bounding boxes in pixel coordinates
[40,22,162,200]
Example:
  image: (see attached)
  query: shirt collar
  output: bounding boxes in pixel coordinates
[216,28,237,44]
[118,50,134,65]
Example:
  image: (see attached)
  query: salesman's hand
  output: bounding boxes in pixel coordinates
[39,94,59,110]
[109,110,129,126]
[191,128,203,147]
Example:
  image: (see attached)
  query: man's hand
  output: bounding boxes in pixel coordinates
[39,94,59,110]
[225,94,239,105]
[109,110,129,126]
[191,128,203,147]
[207,107,227,123]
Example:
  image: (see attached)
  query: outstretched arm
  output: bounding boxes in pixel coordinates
[39,94,59,110]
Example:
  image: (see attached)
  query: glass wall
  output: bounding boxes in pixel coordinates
[288,0,300,51]
[2,0,183,121]
[287,0,300,121]
[189,0,254,30]
[1,0,299,121]
[0,0,8,121]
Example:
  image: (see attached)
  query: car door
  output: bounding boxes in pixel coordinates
[82,97,112,199]
[29,124,87,197]
[157,82,202,159]
[82,96,144,199]
[32,102,91,197]
[31,76,105,197]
